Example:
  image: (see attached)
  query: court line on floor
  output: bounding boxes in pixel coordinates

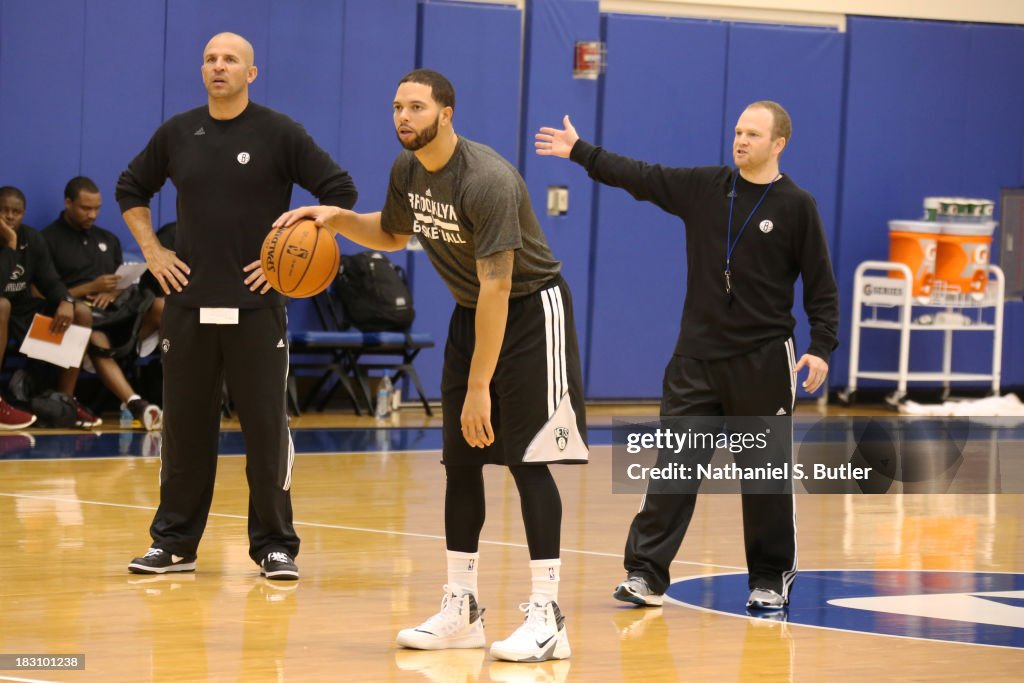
[0,449,503,463]
[666,570,1024,651]
[0,491,745,571]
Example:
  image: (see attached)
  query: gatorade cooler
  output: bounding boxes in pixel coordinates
[935,222,996,295]
[888,220,941,296]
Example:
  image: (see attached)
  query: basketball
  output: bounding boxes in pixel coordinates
[260,219,340,298]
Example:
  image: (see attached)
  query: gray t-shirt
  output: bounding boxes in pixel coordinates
[381,137,561,307]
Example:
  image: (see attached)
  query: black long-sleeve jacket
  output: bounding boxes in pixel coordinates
[116,102,357,309]
[571,139,839,361]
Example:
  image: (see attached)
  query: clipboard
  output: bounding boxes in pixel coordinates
[18,314,91,368]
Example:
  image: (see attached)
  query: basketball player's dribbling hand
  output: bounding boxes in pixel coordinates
[273,205,345,230]
[794,354,828,394]
[461,387,495,448]
[535,115,580,159]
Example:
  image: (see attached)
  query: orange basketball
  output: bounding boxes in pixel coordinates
[260,219,340,298]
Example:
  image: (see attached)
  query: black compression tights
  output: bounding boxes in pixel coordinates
[444,464,562,560]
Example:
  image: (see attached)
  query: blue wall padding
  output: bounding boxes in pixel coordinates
[264,0,346,186]
[317,0,419,333]
[723,23,845,396]
[409,0,524,398]
[960,24,1024,207]
[961,23,1024,390]
[1004,308,1021,390]
[420,1,522,162]
[2,3,1023,398]
[834,17,1024,393]
[586,15,728,398]
[337,0,418,215]
[0,0,87,228]
[519,0,602,387]
[263,0,347,331]
[80,1,166,242]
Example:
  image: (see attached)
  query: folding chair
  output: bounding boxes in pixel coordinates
[287,284,435,415]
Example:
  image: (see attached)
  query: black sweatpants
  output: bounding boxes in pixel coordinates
[148,305,298,563]
[623,338,798,597]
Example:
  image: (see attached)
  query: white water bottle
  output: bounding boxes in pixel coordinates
[375,376,393,419]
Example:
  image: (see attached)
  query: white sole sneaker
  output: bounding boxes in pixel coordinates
[260,567,299,580]
[396,589,486,650]
[0,415,36,430]
[490,627,571,662]
[396,622,486,650]
[127,559,196,574]
[613,580,664,606]
[490,601,572,663]
[746,587,787,611]
[142,405,163,431]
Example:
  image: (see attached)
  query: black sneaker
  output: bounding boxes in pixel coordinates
[128,547,196,574]
[127,398,163,431]
[260,551,299,581]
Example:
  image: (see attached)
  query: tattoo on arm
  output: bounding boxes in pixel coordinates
[478,250,514,281]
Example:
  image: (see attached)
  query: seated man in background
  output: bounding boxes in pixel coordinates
[0,185,97,429]
[43,177,163,430]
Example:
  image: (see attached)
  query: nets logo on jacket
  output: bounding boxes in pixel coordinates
[407,191,466,245]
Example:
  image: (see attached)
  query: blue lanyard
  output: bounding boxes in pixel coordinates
[725,171,777,294]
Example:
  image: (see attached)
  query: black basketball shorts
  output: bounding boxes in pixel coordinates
[441,275,589,467]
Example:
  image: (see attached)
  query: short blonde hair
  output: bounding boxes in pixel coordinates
[747,101,791,142]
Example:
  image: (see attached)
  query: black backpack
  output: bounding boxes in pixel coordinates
[29,390,80,429]
[8,369,79,428]
[335,251,415,332]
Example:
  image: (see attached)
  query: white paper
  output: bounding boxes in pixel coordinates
[18,322,91,369]
[115,262,150,290]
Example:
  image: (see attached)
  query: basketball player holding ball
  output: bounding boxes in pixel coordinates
[116,32,357,580]
[276,70,587,662]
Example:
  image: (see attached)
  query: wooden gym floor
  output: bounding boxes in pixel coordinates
[0,402,1020,682]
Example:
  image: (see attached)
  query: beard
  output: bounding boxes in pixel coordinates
[397,115,440,151]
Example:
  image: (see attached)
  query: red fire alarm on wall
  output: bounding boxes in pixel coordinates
[573,41,605,79]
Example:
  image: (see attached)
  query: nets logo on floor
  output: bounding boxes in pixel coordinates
[666,570,1024,649]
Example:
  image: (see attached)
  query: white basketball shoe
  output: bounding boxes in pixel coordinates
[396,586,486,650]
[490,601,571,663]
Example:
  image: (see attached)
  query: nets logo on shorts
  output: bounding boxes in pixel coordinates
[554,427,570,452]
